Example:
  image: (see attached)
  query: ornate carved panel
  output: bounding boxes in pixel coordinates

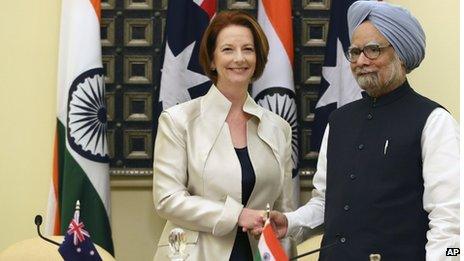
[123,92,152,121]
[123,55,153,84]
[293,1,332,185]
[124,0,153,10]
[102,55,115,84]
[303,0,331,10]
[301,129,319,160]
[102,1,159,174]
[101,18,115,46]
[107,130,115,159]
[106,92,115,121]
[101,0,115,10]
[227,0,256,10]
[123,130,152,159]
[161,0,168,10]
[300,91,318,122]
[301,55,324,84]
[124,18,153,47]
[301,18,329,47]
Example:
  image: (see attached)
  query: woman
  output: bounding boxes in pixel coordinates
[153,11,294,260]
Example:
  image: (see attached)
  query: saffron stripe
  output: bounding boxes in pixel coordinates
[261,0,293,63]
[52,127,61,234]
[90,0,101,21]
[262,224,288,260]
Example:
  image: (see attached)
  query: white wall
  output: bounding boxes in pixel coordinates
[388,0,459,118]
[0,0,60,250]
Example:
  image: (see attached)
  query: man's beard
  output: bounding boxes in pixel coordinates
[354,55,403,97]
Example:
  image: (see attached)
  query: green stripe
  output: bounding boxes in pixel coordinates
[56,120,114,255]
[56,120,66,216]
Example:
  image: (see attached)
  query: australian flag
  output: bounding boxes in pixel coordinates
[156,0,216,114]
[58,201,102,261]
[311,0,362,151]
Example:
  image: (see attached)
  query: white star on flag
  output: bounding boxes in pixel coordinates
[159,41,210,109]
[316,38,362,109]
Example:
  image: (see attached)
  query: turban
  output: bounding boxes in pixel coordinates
[347,1,426,71]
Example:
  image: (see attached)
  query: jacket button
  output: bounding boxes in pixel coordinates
[344,205,350,211]
[349,174,356,180]
[367,113,373,120]
[340,237,346,243]
[358,144,364,150]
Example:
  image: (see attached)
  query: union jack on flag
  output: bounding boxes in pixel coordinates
[67,211,90,245]
[58,201,102,261]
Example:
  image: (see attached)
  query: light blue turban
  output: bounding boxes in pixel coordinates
[347,1,426,71]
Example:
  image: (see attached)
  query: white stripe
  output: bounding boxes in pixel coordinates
[258,233,277,261]
[45,184,57,235]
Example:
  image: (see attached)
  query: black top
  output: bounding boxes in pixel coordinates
[229,147,256,261]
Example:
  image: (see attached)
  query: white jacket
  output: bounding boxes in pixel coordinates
[153,85,294,260]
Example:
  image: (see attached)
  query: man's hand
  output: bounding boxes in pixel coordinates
[269,210,288,239]
[238,208,265,233]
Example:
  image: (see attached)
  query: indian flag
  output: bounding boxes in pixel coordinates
[255,222,289,261]
[253,0,299,210]
[46,0,114,255]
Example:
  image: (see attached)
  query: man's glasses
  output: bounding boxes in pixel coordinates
[345,44,391,63]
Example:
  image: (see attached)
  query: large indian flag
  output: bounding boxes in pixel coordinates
[253,0,299,210]
[46,0,114,255]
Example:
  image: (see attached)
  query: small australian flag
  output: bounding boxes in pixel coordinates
[58,201,102,261]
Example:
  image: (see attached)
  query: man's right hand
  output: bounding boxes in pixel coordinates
[269,210,288,239]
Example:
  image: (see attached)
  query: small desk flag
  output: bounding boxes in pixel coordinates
[58,201,102,261]
[255,221,288,261]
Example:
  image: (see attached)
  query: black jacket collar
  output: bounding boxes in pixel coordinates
[361,80,413,107]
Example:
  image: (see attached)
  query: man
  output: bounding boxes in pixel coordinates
[266,1,459,260]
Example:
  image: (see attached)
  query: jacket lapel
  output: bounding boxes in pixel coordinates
[197,85,232,166]
[243,96,281,163]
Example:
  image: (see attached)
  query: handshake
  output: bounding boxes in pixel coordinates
[238,208,289,238]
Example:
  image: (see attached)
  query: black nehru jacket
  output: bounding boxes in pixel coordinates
[319,81,440,260]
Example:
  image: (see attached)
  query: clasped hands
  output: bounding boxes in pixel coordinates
[238,208,288,239]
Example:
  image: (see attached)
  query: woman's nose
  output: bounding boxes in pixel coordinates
[233,51,245,62]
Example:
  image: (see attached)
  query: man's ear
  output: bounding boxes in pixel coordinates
[398,59,409,74]
[401,62,410,74]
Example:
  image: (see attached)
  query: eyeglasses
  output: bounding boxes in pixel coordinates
[345,44,391,63]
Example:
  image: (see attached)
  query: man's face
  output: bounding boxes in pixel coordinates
[349,21,404,97]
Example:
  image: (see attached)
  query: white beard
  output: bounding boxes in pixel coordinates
[354,55,404,96]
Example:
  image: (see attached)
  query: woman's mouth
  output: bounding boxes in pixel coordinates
[228,67,248,73]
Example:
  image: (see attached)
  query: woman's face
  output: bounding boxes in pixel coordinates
[211,25,256,87]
